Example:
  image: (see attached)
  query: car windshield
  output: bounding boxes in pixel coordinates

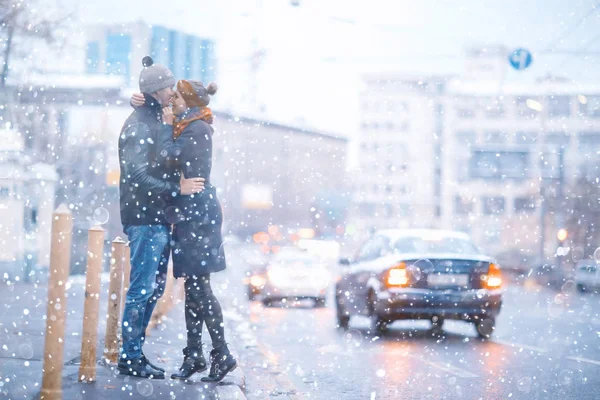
[392,235,481,255]
[272,250,320,266]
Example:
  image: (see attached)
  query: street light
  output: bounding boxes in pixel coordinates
[557,228,568,242]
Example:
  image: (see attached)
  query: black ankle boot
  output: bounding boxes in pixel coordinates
[118,357,165,379]
[170,348,207,380]
[141,351,165,373]
[200,349,237,383]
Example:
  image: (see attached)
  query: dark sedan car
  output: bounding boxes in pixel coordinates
[335,229,503,338]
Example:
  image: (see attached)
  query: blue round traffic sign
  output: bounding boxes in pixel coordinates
[508,48,533,71]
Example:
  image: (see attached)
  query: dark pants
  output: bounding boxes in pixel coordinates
[121,225,170,361]
[184,274,228,354]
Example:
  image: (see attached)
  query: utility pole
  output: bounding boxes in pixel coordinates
[1,26,14,88]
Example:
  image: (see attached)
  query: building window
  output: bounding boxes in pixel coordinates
[548,96,571,118]
[86,41,100,73]
[399,204,410,217]
[579,96,600,118]
[470,150,531,180]
[545,132,570,148]
[514,197,536,213]
[516,96,540,119]
[385,185,393,194]
[456,131,476,147]
[384,204,394,217]
[455,196,473,215]
[484,131,509,144]
[578,132,600,153]
[482,196,505,215]
[456,107,475,119]
[515,131,538,145]
[106,33,131,77]
[359,203,375,217]
[484,98,504,118]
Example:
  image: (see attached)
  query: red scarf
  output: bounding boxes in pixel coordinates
[173,107,213,139]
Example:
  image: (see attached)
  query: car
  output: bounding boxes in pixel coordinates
[575,260,600,293]
[529,263,572,290]
[242,247,270,301]
[335,229,503,338]
[260,248,331,307]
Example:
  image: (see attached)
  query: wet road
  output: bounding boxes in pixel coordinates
[216,248,600,400]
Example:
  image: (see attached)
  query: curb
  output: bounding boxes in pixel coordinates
[215,384,247,400]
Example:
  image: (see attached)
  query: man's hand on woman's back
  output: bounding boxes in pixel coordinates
[180,175,205,195]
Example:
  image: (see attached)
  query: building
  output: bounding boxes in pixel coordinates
[85,22,217,89]
[0,127,58,281]
[349,74,446,233]
[212,113,349,238]
[351,46,600,259]
[442,76,600,258]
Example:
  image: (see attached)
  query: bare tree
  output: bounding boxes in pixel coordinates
[1,0,72,87]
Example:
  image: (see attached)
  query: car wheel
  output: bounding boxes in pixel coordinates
[247,287,257,301]
[262,298,274,307]
[371,316,389,335]
[476,318,496,339]
[335,295,350,329]
[315,297,327,308]
[431,316,445,331]
[577,284,586,293]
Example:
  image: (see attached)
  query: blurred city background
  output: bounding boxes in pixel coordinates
[2,1,600,399]
[1,0,599,278]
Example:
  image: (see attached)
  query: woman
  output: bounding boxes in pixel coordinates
[144,80,237,382]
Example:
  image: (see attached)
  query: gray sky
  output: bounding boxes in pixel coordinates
[62,0,600,134]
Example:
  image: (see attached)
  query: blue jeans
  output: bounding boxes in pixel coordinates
[120,225,170,361]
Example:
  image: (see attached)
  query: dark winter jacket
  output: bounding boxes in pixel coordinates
[157,107,226,277]
[118,94,181,227]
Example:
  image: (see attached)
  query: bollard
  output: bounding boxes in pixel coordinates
[78,226,105,382]
[121,243,131,316]
[103,237,126,365]
[40,205,73,400]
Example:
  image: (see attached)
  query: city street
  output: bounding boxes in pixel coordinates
[219,246,600,400]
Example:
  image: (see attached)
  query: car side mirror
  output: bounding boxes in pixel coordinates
[339,258,351,266]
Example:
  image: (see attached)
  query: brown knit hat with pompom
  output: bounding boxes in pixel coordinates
[177,80,218,108]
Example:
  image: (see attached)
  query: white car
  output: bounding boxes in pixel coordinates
[261,248,331,307]
[575,260,600,293]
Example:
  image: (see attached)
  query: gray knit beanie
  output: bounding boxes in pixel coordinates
[139,56,176,94]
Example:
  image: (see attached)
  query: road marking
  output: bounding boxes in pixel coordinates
[567,356,600,366]
[406,354,478,378]
[493,339,548,354]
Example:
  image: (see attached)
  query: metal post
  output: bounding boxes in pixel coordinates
[1,26,14,88]
[40,205,73,400]
[556,148,565,270]
[78,226,105,382]
[103,237,126,365]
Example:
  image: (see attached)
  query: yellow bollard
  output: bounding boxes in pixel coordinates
[121,243,131,316]
[40,205,73,400]
[103,237,126,365]
[78,226,105,382]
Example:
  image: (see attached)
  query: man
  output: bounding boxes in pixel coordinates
[117,56,204,379]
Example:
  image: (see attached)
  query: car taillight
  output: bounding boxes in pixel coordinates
[482,263,502,289]
[250,275,267,288]
[386,262,409,287]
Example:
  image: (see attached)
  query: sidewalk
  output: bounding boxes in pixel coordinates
[0,276,246,400]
